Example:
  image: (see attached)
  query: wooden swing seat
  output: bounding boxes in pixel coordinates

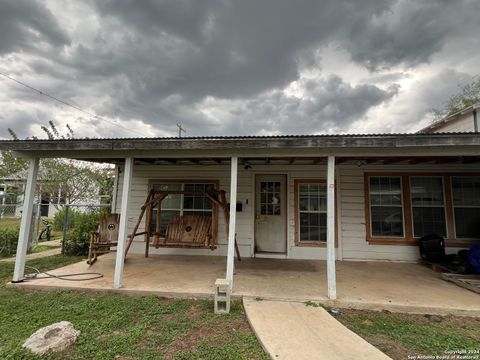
[150,215,213,248]
[124,188,241,260]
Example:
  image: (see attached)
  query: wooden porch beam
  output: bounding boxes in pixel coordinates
[161,159,177,164]
[381,157,407,165]
[335,157,352,165]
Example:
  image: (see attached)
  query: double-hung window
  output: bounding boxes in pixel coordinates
[452,176,480,239]
[410,177,446,238]
[366,173,480,245]
[296,181,327,244]
[368,176,404,237]
[150,181,216,235]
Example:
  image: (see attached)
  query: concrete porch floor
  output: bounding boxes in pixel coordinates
[10,253,480,316]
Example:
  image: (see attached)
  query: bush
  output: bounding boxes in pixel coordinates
[0,227,20,257]
[53,208,82,231]
[63,208,109,256]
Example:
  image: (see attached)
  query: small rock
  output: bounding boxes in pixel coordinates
[382,309,391,314]
[22,321,80,356]
[425,314,443,323]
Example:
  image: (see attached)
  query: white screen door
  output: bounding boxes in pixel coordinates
[255,174,287,253]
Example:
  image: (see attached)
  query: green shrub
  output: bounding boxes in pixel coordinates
[53,208,82,231]
[0,227,20,257]
[63,208,109,256]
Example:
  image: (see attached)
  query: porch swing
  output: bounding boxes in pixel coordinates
[124,188,240,259]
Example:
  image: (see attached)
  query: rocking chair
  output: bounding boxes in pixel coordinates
[87,213,120,265]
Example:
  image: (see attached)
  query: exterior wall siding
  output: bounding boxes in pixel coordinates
[116,164,332,260]
[339,164,479,262]
[431,113,475,133]
[115,162,479,262]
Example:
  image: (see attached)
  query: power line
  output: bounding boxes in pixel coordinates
[0,71,147,137]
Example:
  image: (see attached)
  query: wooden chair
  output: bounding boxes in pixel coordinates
[87,213,120,265]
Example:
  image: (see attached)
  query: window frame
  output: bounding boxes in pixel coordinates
[147,179,220,239]
[409,176,448,239]
[368,175,406,239]
[365,172,480,247]
[294,179,337,248]
[451,175,480,240]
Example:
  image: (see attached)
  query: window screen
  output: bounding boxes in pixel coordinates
[452,176,480,239]
[150,182,215,235]
[410,177,446,237]
[369,176,403,237]
[298,183,327,242]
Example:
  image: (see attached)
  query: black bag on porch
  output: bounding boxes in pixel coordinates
[419,233,447,264]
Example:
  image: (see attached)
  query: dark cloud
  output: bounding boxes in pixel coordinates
[184,75,399,135]
[0,0,70,54]
[0,0,479,138]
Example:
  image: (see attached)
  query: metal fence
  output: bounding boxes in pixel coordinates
[0,203,112,257]
[0,204,19,219]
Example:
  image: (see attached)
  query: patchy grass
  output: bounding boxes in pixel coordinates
[31,245,60,254]
[337,308,480,360]
[0,218,21,230]
[0,254,83,285]
[0,256,268,359]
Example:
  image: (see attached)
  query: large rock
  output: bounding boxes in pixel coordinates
[22,321,80,356]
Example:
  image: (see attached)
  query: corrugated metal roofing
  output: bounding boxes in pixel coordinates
[0,132,479,142]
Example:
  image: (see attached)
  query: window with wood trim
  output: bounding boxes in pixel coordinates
[452,176,480,239]
[149,181,217,235]
[410,176,447,238]
[295,181,327,244]
[365,173,480,245]
[369,176,404,237]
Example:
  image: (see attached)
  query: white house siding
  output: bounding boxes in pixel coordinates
[432,112,475,133]
[115,162,479,262]
[338,164,479,262]
[115,163,334,260]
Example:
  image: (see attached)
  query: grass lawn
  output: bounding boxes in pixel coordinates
[0,217,21,230]
[31,245,61,253]
[0,256,268,360]
[337,308,480,360]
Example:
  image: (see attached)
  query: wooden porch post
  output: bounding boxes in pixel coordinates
[226,156,238,288]
[327,155,337,300]
[12,157,39,282]
[113,157,133,289]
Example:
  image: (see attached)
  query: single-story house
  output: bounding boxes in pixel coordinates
[1,170,67,218]
[1,132,480,299]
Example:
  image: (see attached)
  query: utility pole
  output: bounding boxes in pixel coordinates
[177,123,186,138]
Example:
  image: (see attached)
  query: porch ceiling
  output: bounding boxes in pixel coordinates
[74,155,480,166]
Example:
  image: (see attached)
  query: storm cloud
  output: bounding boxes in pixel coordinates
[0,0,478,138]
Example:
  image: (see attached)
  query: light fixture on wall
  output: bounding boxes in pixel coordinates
[355,160,367,167]
[244,161,252,170]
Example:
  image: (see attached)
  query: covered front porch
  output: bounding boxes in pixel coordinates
[10,253,480,316]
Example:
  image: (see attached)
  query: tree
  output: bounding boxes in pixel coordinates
[432,76,480,120]
[1,121,114,207]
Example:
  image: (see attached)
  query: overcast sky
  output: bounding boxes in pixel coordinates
[0,0,479,139]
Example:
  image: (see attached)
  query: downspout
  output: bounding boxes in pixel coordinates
[474,109,478,133]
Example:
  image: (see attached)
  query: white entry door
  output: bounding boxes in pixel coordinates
[255,174,287,253]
